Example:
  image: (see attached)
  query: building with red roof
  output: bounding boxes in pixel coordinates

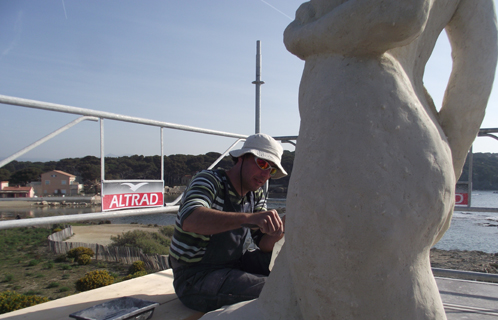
[0,181,34,198]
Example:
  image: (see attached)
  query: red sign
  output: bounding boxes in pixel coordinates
[455,193,468,206]
[102,192,163,211]
[101,180,164,211]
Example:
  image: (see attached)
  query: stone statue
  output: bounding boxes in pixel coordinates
[200,0,497,319]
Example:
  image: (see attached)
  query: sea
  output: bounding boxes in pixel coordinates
[1,192,497,253]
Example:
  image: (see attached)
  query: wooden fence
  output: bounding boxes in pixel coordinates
[48,226,170,271]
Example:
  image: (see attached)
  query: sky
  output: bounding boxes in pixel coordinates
[1,0,498,163]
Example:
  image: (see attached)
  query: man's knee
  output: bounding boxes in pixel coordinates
[175,268,267,312]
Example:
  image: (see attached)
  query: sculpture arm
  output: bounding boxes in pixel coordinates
[284,0,431,59]
[439,0,498,178]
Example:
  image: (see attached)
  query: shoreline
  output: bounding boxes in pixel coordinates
[61,224,497,273]
[430,248,497,274]
[0,200,35,208]
[1,201,497,273]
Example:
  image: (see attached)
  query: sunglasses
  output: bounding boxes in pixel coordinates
[254,157,278,176]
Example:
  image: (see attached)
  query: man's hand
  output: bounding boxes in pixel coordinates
[245,209,284,236]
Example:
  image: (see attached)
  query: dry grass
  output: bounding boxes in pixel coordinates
[0,227,131,301]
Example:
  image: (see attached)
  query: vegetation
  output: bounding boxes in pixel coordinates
[1,151,295,192]
[67,247,95,260]
[109,225,174,255]
[123,271,147,281]
[5,150,498,193]
[75,270,114,292]
[77,254,92,266]
[0,227,148,314]
[0,291,49,314]
[128,261,146,274]
[459,153,498,189]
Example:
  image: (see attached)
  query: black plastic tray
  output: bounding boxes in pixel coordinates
[69,296,159,320]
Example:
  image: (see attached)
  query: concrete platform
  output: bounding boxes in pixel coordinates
[0,269,204,320]
[437,277,498,319]
[1,270,497,319]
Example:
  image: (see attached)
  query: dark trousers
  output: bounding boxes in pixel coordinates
[172,250,272,312]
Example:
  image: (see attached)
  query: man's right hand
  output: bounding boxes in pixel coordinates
[244,209,284,236]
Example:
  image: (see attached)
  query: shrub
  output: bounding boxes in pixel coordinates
[77,254,92,265]
[28,260,40,267]
[0,291,48,314]
[67,247,94,259]
[76,270,114,292]
[59,287,70,293]
[110,230,171,255]
[44,262,54,269]
[61,264,72,270]
[51,224,65,232]
[160,225,175,237]
[54,254,67,263]
[123,271,147,280]
[47,282,59,288]
[128,261,146,274]
[3,274,13,283]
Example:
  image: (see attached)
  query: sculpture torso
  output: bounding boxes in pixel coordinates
[199,0,497,319]
[285,52,454,319]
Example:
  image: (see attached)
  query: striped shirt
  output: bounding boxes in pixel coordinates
[169,169,267,263]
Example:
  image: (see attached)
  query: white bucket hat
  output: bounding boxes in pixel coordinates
[229,133,288,179]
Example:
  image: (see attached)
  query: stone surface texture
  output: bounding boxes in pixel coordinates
[200,0,497,319]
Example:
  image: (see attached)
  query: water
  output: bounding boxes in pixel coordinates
[1,193,497,253]
[434,191,498,253]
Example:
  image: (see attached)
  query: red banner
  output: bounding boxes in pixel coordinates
[102,192,163,211]
[455,193,468,206]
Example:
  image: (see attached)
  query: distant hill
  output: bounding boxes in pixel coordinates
[459,153,498,190]
[1,151,497,191]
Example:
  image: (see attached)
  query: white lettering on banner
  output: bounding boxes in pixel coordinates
[139,194,149,206]
[455,194,463,204]
[133,194,140,206]
[104,192,162,210]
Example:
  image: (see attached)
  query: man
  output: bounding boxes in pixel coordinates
[169,133,287,312]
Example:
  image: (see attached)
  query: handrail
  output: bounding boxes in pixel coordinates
[0,206,178,230]
[0,94,247,139]
[0,94,298,229]
[433,268,498,283]
[0,116,98,169]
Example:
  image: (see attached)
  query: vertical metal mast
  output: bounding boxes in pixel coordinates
[252,40,264,134]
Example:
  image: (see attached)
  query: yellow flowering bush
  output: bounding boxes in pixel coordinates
[0,291,48,314]
[76,270,114,292]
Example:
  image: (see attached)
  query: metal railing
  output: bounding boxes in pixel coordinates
[3,94,498,286]
[0,93,297,230]
[2,92,497,229]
